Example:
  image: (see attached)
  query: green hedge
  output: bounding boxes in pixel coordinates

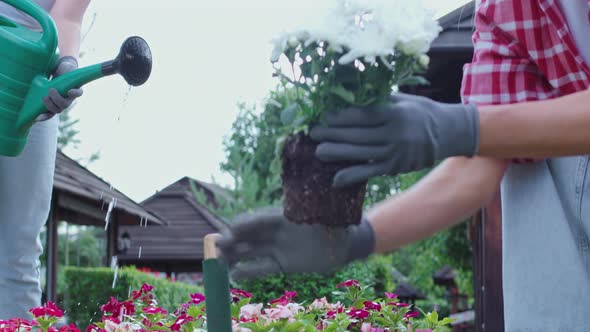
[233,254,395,305]
[62,266,203,328]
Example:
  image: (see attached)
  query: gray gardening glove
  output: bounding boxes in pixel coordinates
[216,207,375,281]
[310,92,479,187]
[37,56,84,121]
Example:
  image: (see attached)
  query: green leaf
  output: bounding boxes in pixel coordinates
[330,85,355,103]
[239,322,260,332]
[398,76,429,87]
[285,322,305,332]
[333,64,358,85]
[187,306,202,318]
[293,115,306,127]
[373,317,390,326]
[280,104,299,126]
[311,62,322,76]
[429,311,439,324]
[439,317,455,325]
[300,61,313,78]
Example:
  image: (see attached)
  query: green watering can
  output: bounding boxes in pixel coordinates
[0,0,152,157]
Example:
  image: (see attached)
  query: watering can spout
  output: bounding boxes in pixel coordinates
[16,36,152,130]
[101,36,152,86]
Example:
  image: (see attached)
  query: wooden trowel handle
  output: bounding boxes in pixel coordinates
[204,233,221,260]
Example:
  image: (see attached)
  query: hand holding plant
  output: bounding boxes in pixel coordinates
[271,0,441,226]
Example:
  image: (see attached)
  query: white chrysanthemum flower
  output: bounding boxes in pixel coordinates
[270,0,441,64]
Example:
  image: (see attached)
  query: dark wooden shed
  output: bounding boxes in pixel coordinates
[390,269,426,305]
[47,150,164,301]
[117,177,228,275]
[401,3,505,331]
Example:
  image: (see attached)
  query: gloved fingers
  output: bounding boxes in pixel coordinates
[332,160,391,188]
[67,88,84,99]
[316,142,392,162]
[217,227,278,257]
[223,209,284,242]
[53,56,79,77]
[218,241,274,265]
[48,88,73,111]
[310,126,389,145]
[230,258,283,281]
[42,95,61,113]
[321,107,387,127]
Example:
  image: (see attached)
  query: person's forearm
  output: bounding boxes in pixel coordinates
[49,0,91,59]
[366,156,508,253]
[478,89,590,158]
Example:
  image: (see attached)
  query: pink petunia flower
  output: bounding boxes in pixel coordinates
[404,311,420,319]
[100,298,135,318]
[326,307,345,319]
[239,303,263,321]
[388,302,410,307]
[384,292,398,299]
[363,301,382,311]
[263,305,297,323]
[231,289,253,303]
[29,301,64,318]
[360,322,386,332]
[231,321,252,332]
[142,307,168,315]
[336,279,360,289]
[310,297,329,310]
[131,283,155,303]
[170,314,194,331]
[190,293,206,305]
[58,323,81,332]
[348,308,370,320]
[268,291,297,306]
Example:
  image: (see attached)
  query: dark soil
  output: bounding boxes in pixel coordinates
[281,132,367,227]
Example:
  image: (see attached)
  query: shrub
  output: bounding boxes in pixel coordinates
[234,255,395,305]
[62,266,202,328]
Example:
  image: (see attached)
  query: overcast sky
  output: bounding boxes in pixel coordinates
[63,0,473,202]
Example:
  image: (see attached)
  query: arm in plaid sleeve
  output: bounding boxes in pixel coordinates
[462,0,590,160]
[462,1,590,158]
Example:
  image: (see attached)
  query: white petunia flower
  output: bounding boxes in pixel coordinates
[270,0,441,64]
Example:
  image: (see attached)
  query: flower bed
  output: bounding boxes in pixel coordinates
[1,280,452,332]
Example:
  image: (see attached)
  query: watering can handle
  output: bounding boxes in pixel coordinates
[0,0,57,51]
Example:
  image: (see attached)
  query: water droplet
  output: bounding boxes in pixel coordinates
[104,197,116,231]
[112,266,119,289]
[110,256,118,290]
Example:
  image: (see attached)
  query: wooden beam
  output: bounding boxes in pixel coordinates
[482,193,505,331]
[471,192,504,332]
[469,209,484,332]
[106,213,118,266]
[46,194,59,303]
[57,192,106,221]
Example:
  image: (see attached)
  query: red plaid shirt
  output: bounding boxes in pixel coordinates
[461,0,590,162]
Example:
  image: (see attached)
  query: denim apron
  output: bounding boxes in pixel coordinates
[502,157,590,331]
[0,0,58,319]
